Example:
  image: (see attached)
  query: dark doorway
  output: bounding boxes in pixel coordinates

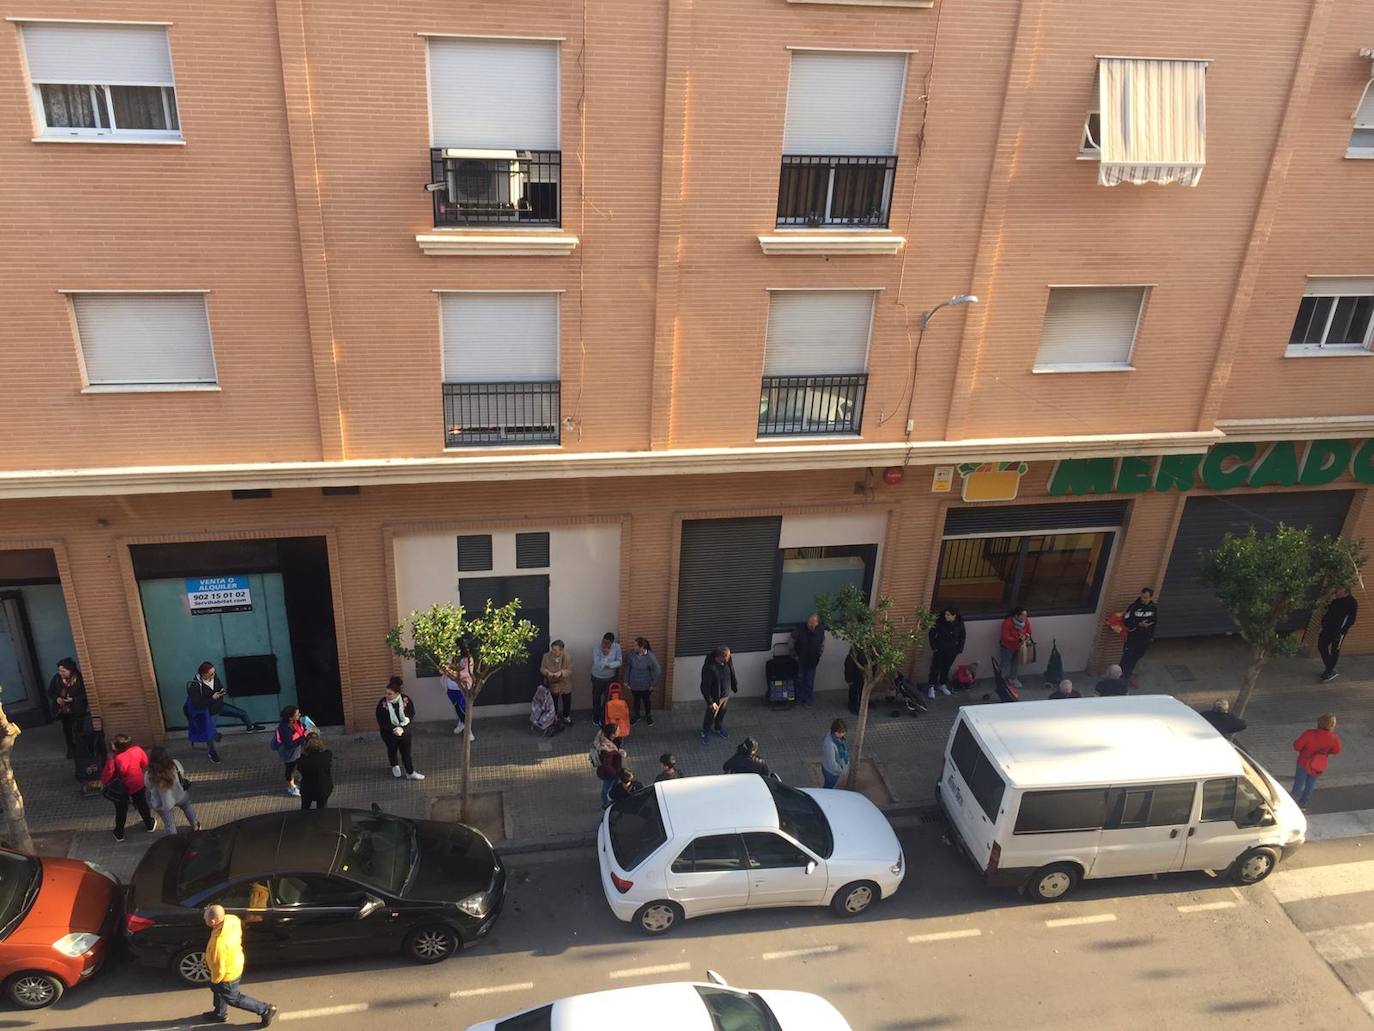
[458,575,550,706]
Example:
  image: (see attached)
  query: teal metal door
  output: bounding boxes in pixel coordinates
[0,586,76,719]
[139,574,298,729]
[0,595,34,710]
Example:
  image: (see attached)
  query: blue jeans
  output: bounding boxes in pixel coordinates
[219,702,255,730]
[600,777,614,808]
[798,665,817,704]
[1292,765,1320,807]
[211,978,269,1019]
[822,768,841,789]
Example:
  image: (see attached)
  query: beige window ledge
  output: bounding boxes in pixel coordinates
[415,232,579,257]
[757,233,905,256]
[785,0,934,7]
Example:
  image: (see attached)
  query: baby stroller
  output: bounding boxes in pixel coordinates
[530,682,561,736]
[889,671,928,717]
[764,642,798,710]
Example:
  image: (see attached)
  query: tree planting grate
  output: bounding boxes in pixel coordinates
[1166,664,1196,683]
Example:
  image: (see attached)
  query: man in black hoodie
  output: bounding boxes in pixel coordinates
[699,646,737,744]
[1120,588,1158,681]
[927,607,966,699]
[1318,586,1358,683]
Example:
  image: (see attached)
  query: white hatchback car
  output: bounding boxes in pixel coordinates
[465,972,852,1031]
[597,774,904,934]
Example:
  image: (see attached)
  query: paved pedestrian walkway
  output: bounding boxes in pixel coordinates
[10,637,1373,879]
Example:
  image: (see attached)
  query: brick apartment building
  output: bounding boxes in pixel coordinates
[1,0,1372,741]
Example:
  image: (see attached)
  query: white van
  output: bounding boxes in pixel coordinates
[937,695,1306,901]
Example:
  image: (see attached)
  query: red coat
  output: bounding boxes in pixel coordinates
[1000,616,1033,651]
[101,746,149,794]
[1293,728,1342,775]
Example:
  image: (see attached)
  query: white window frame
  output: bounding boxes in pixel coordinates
[1285,278,1374,357]
[66,289,219,392]
[1348,73,1374,159]
[1031,285,1148,374]
[1079,67,1101,158]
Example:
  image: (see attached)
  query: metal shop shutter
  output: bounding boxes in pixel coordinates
[1156,491,1355,638]
[943,501,1128,536]
[676,517,782,656]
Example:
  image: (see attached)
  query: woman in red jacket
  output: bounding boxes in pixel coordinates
[100,734,156,841]
[1292,713,1341,809]
[998,607,1034,686]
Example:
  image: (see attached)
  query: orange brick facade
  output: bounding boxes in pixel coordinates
[1,1,1372,742]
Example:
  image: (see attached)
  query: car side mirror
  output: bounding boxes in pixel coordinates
[706,970,727,986]
[805,861,817,875]
[356,895,384,920]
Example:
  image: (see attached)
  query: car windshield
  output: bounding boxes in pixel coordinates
[765,779,833,859]
[1233,744,1279,808]
[336,812,417,896]
[177,827,236,900]
[0,852,40,941]
[695,987,781,1031]
[607,787,667,870]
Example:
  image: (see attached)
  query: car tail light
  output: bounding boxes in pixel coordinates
[125,913,156,934]
[987,841,1001,875]
[609,871,634,894]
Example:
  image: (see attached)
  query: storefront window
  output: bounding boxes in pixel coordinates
[932,532,1112,619]
[775,545,876,626]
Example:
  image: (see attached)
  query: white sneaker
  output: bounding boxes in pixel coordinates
[938,683,952,696]
[391,765,403,778]
[407,771,425,781]
[453,722,465,735]
[926,686,936,700]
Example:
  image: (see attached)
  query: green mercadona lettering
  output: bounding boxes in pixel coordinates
[1048,439,1374,496]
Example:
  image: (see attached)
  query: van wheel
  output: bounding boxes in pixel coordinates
[1230,846,1279,885]
[831,880,879,917]
[634,900,682,935]
[6,971,63,1009]
[1027,863,1080,902]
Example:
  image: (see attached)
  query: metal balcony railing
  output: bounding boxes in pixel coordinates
[758,374,867,437]
[430,148,561,227]
[776,155,897,228]
[443,381,561,447]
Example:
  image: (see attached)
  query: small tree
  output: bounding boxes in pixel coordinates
[0,688,33,852]
[1199,523,1365,717]
[387,599,537,821]
[817,584,934,786]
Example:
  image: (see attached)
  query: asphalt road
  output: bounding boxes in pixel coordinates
[21,820,1374,1031]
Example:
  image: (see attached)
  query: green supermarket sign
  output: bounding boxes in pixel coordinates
[1048,439,1374,497]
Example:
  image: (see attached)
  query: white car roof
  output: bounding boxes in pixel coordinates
[658,774,778,835]
[960,695,1243,789]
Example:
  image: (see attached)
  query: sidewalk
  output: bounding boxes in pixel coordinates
[10,636,1374,879]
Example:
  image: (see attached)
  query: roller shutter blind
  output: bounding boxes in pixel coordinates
[763,291,874,376]
[515,532,550,569]
[782,51,907,155]
[73,293,216,386]
[457,535,493,572]
[441,293,559,382]
[22,23,174,85]
[1034,287,1145,368]
[944,501,1127,536]
[428,38,559,149]
[676,517,782,656]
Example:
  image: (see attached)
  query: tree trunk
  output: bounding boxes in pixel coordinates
[459,687,477,822]
[0,704,33,853]
[847,676,874,790]
[1232,648,1267,719]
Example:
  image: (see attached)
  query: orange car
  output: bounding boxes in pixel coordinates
[0,847,120,1008]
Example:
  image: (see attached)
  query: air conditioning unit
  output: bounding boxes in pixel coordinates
[442,148,524,217]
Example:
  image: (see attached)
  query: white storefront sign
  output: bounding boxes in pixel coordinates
[186,576,252,615]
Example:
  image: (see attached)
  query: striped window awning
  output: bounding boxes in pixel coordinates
[1097,57,1208,187]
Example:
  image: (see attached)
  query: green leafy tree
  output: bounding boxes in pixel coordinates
[817,584,934,786]
[387,599,537,821]
[1199,523,1365,717]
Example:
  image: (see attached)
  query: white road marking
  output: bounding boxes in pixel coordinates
[451,982,536,998]
[1228,886,1245,902]
[281,1004,370,1021]
[1358,989,1374,1018]
[1307,921,1374,964]
[1267,859,1374,904]
[761,944,839,960]
[608,962,691,979]
[1177,901,1237,913]
[907,928,983,943]
[1044,913,1117,928]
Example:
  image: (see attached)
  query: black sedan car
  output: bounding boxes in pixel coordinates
[124,807,504,984]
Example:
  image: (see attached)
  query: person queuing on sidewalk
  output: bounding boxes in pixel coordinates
[608,766,644,804]
[998,607,1034,687]
[145,746,199,835]
[723,736,772,777]
[272,705,316,796]
[926,607,966,700]
[377,677,424,781]
[295,732,334,810]
[590,632,623,725]
[655,753,682,783]
[1317,585,1358,683]
[1292,713,1342,809]
[792,613,826,707]
[1094,663,1130,696]
[592,723,625,809]
[820,719,849,789]
[625,637,663,726]
[1047,679,1081,699]
[844,647,865,715]
[1120,588,1158,684]
[540,639,574,725]
[699,645,737,745]
[100,734,155,841]
[439,643,475,740]
[201,904,277,1027]
[187,662,264,741]
[48,658,88,760]
[1200,698,1247,740]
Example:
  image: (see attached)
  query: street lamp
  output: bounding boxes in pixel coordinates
[919,294,979,331]
[904,294,979,437]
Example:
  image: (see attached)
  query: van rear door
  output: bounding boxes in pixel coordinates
[940,720,1006,870]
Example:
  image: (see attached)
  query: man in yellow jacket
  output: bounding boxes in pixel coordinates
[202,905,277,1026]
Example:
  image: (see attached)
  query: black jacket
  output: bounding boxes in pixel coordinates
[609,778,644,803]
[843,648,866,688]
[376,694,417,740]
[700,657,738,703]
[186,676,227,715]
[723,747,771,777]
[1123,600,1158,640]
[295,749,334,797]
[1094,677,1130,696]
[48,674,88,719]
[928,617,966,656]
[1321,595,1358,636]
[792,624,826,669]
[1201,709,1247,738]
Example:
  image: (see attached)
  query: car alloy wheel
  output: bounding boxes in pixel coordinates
[8,972,63,1009]
[406,926,459,963]
[636,901,680,935]
[174,948,211,985]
